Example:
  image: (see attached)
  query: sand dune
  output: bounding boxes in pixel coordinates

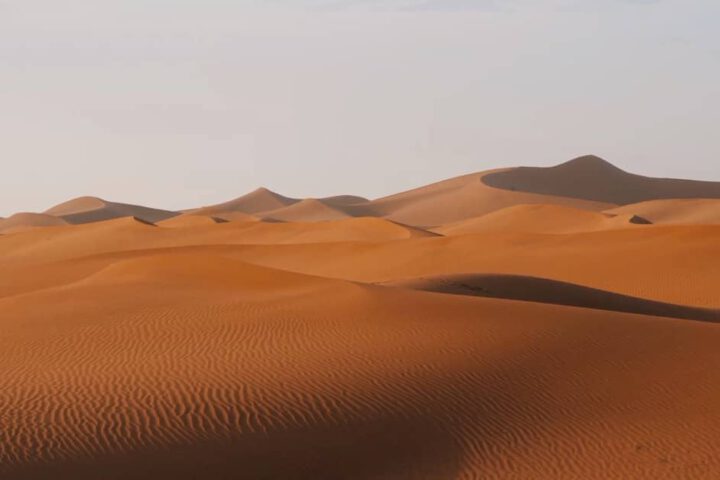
[365,168,613,227]
[3,155,720,479]
[0,215,437,267]
[435,204,650,235]
[606,198,720,225]
[260,198,352,222]
[0,212,68,234]
[176,225,719,307]
[1,252,719,479]
[45,196,178,224]
[191,187,299,216]
[386,273,719,322]
[483,155,720,204]
[158,214,228,228]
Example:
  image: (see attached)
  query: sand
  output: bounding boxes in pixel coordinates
[0,212,68,234]
[605,198,720,225]
[45,196,179,224]
[434,204,651,235]
[2,156,720,479]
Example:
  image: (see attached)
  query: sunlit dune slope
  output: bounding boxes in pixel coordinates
[365,168,613,227]
[1,253,719,479]
[2,154,720,479]
[0,213,68,234]
[45,196,178,224]
[157,214,228,228]
[0,216,436,266]
[191,187,299,216]
[260,198,352,222]
[605,198,720,225]
[434,204,650,235]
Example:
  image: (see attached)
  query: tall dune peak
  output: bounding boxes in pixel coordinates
[45,196,109,215]
[554,155,624,173]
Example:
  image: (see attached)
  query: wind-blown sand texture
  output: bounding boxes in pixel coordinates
[1,156,720,479]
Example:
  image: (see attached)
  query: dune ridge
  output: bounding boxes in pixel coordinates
[483,155,720,204]
[386,273,720,323]
[45,196,178,224]
[2,155,720,479]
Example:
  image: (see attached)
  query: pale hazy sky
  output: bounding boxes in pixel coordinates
[1,0,718,215]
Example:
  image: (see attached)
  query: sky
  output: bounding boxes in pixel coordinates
[1,0,718,215]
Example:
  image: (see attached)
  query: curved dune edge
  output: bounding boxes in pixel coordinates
[384,274,720,323]
[0,213,68,234]
[605,198,720,225]
[433,203,651,236]
[1,251,720,479]
[45,196,178,224]
[482,155,720,205]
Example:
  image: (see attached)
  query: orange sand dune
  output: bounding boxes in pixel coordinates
[1,223,718,308]
[190,225,720,307]
[260,198,352,222]
[484,155,720,204]
[191,187,299,216]
[606,198,720,225]
[45,196,178,224]
[3,155,720,479]
[0,212,68,234]
[1,252,719,479]
[158,214,228,228]
[364,168,612,227]
[0,215,436,267]
[434,204,650,235]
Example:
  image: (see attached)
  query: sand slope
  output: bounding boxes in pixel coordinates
[260,198,352,222]
[3,155,720,479]
[435,204,650,235]
[1,252,719,479]
[191,187,299,216]
[365,169,613,227]
[0,213,68,234]
[386,273,719,322]
[483,155,720,204]
[45,196,178,224]
[157,214,228,228]
[606,198,720,225]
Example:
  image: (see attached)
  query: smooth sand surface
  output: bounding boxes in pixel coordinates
[0,212,68,234]
[434,204,650,235]
[605,198,720,225]
[45,196,179,224]
[260,198,352,222]
[2,156,720,479]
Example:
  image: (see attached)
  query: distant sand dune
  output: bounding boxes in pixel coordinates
[260,198,352,222]
[606,198,720,225]
[0,213,68,234]
[364,169,613,227]
[483,155,720,204]
[434,204,650,235]
[2,155,720,479]
[45,196,178,224]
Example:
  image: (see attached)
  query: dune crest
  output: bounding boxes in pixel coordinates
[434,203,651,235]
[0,212,68,234]
[606,198,720,225]
[45,196,178,224]
[2,155,720,479]
[386,273,719,323]
[483,155,720,204]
